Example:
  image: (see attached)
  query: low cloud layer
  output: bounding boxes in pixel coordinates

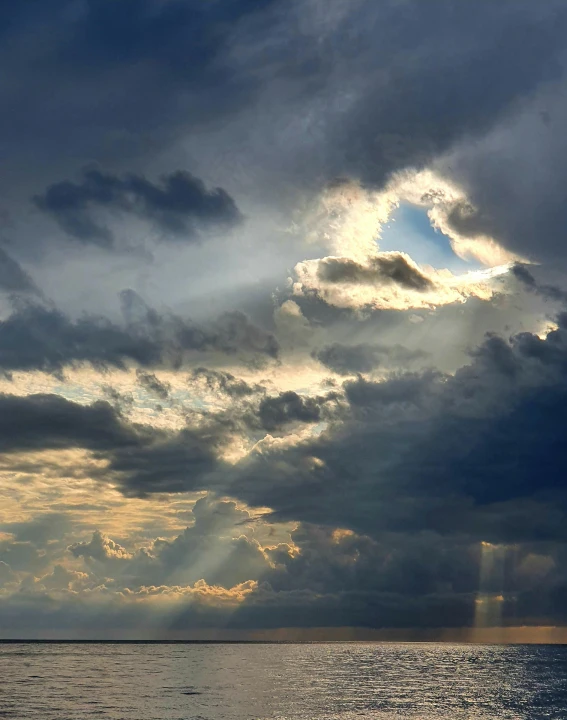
[314,343,427,375]
[0,294,278,375]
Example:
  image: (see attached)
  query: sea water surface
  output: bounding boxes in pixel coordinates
[1,642,567,719]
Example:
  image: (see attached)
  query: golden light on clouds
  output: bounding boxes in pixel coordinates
[289,170,522,313]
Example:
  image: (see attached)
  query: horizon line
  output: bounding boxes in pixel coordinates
[3,625,567,645]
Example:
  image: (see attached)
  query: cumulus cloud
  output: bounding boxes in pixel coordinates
[4,507,567,632]
[106,426,227,497]
[136,370,171,400]
[22,310,567,526]
[190,367,266,398]
[69,530,133,563]
[256,392,325,431]
[38,564,93,593]
[229,317,567,550]
[34,169,242,247]
[293,253,510,311]
[65,497,272,592]
[0,294,278,375]
[317,254,434,292]
[0,393,148,454]
[288,174,516,312]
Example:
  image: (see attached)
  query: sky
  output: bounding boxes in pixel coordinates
[2,0,567,639]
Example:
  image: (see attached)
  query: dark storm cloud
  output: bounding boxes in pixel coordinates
[321,1,567,188]
[0,577,562,634]
[4,502,567,632]
[103,391,341,497]
[511,263,539,289]
[227,318,567,547]
[107,427,226,497]
[0,585,477,634]
[136,370,171,400]
[119,289,279,362]
[100,384,134,413]
[209,310,280,360]
[51,0,274,75]
[0,305,161,375]
[263,524,480,599]
[314,344,383,375]
[60,498,487,628]
[343,371,439,409]
[191,367,266,398]
[34,169,242,247]
[0,296,278,374]
[2,1,564,197]
[165,522,567,630]
[257,391,323,431]
[314,342,427,375]
[511,263,567,304]
[0,392,228,496]
[317,255,433,291]
[0,393,147,454]
[0,0,281,175]
[100,392,350,497]
[66,385,343,497]
[440,89,567,265]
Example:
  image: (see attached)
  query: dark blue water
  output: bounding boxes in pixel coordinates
[1,642,566,719]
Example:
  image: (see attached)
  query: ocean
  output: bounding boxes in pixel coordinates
[1,642,566,719]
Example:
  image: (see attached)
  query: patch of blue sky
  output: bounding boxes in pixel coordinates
[379,203,483,273]
[50,383,98,405]
[311,421,327,436]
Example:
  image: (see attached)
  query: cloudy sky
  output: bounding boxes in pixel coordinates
[2,0,567,639]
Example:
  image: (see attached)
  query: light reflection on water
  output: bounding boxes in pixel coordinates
[1,642,566,719]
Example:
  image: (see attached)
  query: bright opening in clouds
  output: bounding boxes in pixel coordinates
[381,204,483,273]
